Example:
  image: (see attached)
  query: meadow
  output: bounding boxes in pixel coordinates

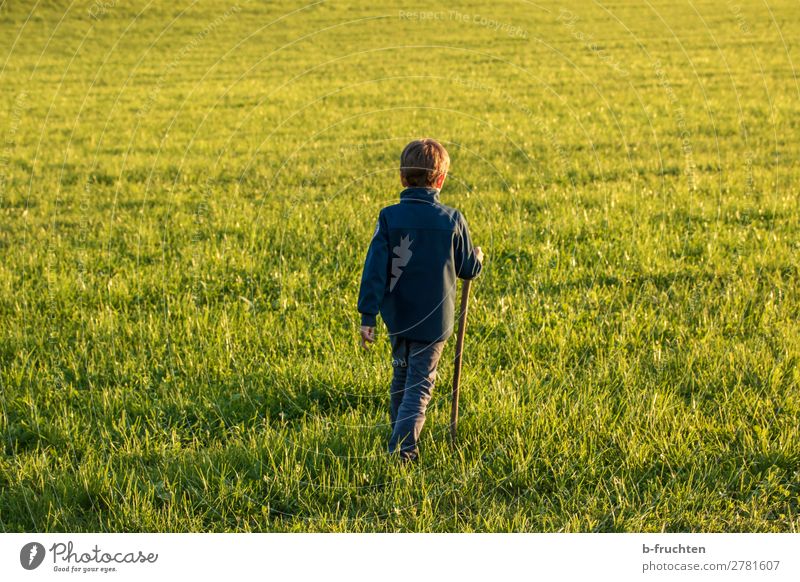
[0,0,798,532]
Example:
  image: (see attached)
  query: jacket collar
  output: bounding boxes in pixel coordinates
[400,187,440,204]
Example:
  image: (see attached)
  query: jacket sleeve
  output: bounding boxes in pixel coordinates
[454,211,482,280]
[357,210,390,327]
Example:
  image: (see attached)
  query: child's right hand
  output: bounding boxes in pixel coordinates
[475,246,484,263]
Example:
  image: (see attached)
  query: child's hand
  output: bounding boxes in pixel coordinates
[475,246,484,263]
[360,326,375,349]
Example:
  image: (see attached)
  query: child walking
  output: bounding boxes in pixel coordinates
[358,138,483,461]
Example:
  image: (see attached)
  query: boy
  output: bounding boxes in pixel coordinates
[357,138,484,462]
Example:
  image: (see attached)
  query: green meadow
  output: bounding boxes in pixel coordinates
[0,0,798,532]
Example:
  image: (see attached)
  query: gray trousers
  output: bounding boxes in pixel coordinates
[388,335,446,461]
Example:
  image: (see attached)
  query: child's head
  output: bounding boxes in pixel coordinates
[400,138,450,189]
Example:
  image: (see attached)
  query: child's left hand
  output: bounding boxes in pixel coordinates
[360,326,375,349]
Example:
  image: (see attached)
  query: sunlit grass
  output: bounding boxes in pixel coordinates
[0,0,798,532]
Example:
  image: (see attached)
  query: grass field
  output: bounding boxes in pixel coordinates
[1,0,798,532]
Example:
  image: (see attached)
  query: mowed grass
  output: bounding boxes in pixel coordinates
[0,0,798,532]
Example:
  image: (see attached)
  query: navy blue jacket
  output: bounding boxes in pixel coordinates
[358,187,482,342]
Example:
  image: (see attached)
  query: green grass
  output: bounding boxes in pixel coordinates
[0,0,798,532]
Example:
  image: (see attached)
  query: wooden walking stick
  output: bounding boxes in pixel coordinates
[450,278,472,445]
